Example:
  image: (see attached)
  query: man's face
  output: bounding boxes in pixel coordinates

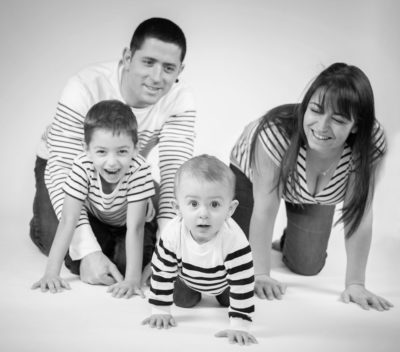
[121,37,184,108]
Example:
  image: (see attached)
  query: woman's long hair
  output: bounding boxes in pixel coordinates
[250,63,386,237]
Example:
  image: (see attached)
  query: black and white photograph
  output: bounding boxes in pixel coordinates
[0,0,399,351]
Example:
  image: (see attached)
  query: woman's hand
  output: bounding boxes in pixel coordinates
[341,284,393,311]
[254,274,286,300]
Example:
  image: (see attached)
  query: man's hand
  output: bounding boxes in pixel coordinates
[80,251,123,285]
[141,262,152,287]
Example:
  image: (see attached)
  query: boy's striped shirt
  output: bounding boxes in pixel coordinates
[62,152,155,227]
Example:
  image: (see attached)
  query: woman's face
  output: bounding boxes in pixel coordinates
[303,89,357,155]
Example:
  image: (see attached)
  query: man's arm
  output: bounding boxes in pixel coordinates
[157,88,196,230]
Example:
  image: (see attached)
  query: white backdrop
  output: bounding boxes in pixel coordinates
[0,0,399,222]
[0,1,399,351]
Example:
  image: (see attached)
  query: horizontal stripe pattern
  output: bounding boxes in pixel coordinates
[61,152,155,227]
[42,61,196,228]
[230,118,386,206]
[149,217,254,326]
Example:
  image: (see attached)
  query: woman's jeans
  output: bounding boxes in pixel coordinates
[230,164,335,276]
[29,156,157,275]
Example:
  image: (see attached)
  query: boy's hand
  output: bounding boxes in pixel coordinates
[341,284,393,311]
[215,329,258,345]
[31,275,71,293]
[107,279,145,299]
[254,274,286,300]
[142,314,177,329]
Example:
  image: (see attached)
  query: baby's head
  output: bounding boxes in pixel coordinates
[84,100,138,186]
[174,155,238,244]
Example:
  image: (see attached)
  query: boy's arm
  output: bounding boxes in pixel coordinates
[148,236,178,315]
[107,200,147,298]
[224,243,255,332]
[125,200,147,283]
[45,194,83,275]
[216,236,258,345]
[32,194,83,292]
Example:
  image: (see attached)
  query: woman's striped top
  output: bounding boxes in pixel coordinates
[230,117,386,205]
[149,217,255,331]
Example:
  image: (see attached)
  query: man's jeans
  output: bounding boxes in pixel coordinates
[230,164,335,276]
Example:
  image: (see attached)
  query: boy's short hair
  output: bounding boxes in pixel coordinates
[175,154,236,198]
[130,17,186,62]
[84,100,138,145]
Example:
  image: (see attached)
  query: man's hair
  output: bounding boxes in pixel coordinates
[84,100,138,145]
[175,154,236,198]
[130,17,186,62]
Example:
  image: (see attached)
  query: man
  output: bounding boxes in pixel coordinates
[30,17,196,286]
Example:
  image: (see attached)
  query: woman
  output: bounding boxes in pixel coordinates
[230,62,393,311]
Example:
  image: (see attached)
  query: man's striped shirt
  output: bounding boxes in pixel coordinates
[39,61,196,258]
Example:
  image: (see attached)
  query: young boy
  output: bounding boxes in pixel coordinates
[32,100,155,298]
[142,155,257,345]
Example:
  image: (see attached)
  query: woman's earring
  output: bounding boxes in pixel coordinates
[175,78,179,83]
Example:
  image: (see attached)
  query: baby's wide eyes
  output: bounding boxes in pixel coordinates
[210,201,220,208]
[189,200,198,207]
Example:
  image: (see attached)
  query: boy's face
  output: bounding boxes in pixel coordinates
[121,37,184,108]
[174,176,238,244]
[85,129,136,187]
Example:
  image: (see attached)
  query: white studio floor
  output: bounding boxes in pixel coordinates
[1,134,399,352]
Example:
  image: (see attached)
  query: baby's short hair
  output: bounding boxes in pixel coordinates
[175,154,236,198]
[84,100,138,145]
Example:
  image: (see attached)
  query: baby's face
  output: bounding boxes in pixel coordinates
[86,128,136,188]
[175,177,238,244]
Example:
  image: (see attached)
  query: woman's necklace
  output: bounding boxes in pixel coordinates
[308,148,342,177]
[320,160,337,176]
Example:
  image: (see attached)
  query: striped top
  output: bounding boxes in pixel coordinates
[40,61,195,258]
[63,152,155,228]
[149,217,255,331]
[230,118,386,205]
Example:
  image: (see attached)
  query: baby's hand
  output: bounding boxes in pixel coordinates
[215,329,258,345]
[107,279,145,299]
[142,314,176,329]
[31,275,71,293]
